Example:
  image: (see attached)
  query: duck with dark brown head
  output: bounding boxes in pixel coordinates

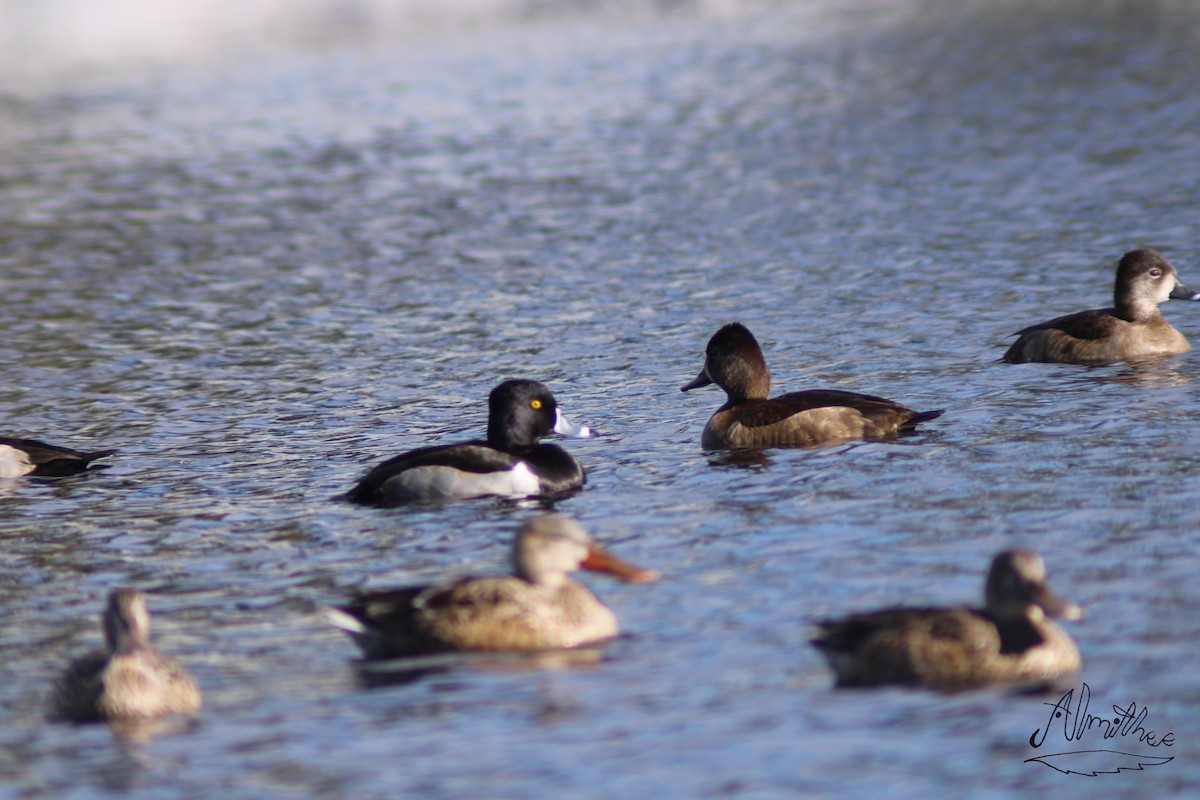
[681,323,942,449]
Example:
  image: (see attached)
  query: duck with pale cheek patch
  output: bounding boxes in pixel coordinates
[345,379,591,505]
[681,323,942,450]
[811,550,1084,690]
[50,589,202,722]
[1004,248,1200,364]
[0,436,115,478]
[326,514,660,658]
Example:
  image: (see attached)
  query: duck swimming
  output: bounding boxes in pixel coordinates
[1004,249,1200,364]
[0,437,115,478]
[50,588,202,722]
[810,550,1083,689]
[345,379,591,505]
[326,514,659,658]
[681,323,942,449]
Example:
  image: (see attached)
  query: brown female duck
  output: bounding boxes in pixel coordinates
[327,515,659,659]
[811,550,1083,689]
[680,323,942,449]
[50,589,202,722]
[1004,249,1200,364]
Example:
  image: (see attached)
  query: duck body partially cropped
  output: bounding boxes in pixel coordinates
[345,380,590,505]
[1004,249,1200,364]
[681,323,942,449]
[50,589,202,722]
[811,550,1083,690]
[327,515,659,659]
[0,437,116,478]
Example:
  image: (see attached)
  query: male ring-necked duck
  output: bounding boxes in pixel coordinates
[345,379,591,505]
[50,588,202,722]
[326,514,659,658]
[0,437,116,478]
[1004,249,1200,364]
[680,323,942,449]
[810,550,1083,689]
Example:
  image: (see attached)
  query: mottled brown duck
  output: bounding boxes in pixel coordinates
[327,515,659,659]
[50,588,202,722]
[811,550,1083,689]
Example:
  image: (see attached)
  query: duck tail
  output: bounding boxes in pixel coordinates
[339,479,382,505]
[909,409,945,425]
[35,448,118,476]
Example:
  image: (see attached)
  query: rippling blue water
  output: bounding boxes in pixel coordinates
[1,1,1198,797]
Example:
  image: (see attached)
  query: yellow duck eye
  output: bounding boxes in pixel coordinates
[530,399,543,410]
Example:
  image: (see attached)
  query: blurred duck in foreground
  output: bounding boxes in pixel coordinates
[327,515,659,659]
[50,588,202,722]
[810,550,1083,690]
[0,437,116,477]
[1004,248,1200,364]
[681,322,942,449]
[345,380,590,505]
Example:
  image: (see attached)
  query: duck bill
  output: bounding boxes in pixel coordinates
[1031,584,1084,621]
[554,409,591,438]
[581,545,660,584]
[680,369,712,392]
[1169,280,1200,301]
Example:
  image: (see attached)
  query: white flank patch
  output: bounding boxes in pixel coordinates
[382,461,541,500]
[0,446,36,478]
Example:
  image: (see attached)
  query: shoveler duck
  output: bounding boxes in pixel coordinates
[327,514,659,658]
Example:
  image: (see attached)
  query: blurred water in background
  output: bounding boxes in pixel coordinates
[1,0,1198,797]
